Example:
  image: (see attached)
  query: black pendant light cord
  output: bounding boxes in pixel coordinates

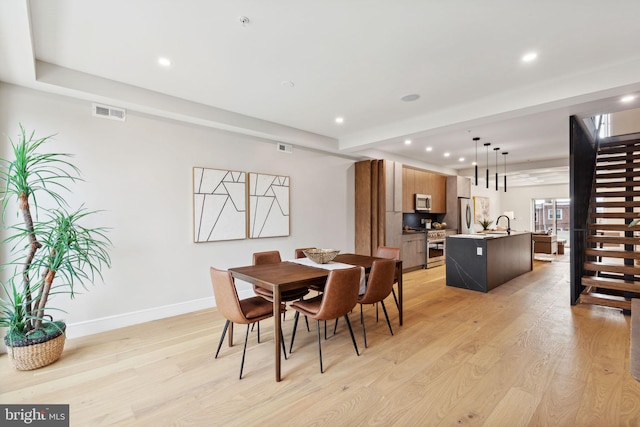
[473,137,480,186]
[494,147,500,191]
[502,152,509,192]
[484,143,491,188]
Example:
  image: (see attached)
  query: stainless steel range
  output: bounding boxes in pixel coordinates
[426,230,446,268]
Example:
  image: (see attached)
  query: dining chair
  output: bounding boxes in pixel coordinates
[253,250,310,331]
[358,258,396,348]
[294,247,315,259]
[209,266,287,379]
[295,247,325,295]
[375,246,401,310]
[289,267,361,373]
[252,250,310,302]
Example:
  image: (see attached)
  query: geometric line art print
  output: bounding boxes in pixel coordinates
[248,172,290,238]
[193,167,246,242]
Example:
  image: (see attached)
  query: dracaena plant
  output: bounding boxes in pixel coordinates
[0,125,111,341]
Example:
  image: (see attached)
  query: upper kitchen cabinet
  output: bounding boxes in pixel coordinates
[402,167,416,212]
[402,167,447,213]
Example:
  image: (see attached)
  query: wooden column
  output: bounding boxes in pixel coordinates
[355,160,386,256]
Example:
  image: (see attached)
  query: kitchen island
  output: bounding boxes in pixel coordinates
[445,231,532,293]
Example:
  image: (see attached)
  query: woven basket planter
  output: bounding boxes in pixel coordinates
[5,324,66,371]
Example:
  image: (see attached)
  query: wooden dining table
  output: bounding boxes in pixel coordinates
[229,253,403,381]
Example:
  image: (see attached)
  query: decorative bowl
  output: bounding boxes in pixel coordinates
[303,248,340,264]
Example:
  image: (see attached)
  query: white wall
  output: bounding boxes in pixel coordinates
[500,183,569,231]
[468,180,570,232]
[469,183,503,232]
[0,83,355,339]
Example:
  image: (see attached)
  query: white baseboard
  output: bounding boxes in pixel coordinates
[0,289,255,354]
[65,288,254,339]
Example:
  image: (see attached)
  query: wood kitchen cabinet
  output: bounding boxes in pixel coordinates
[401,233,425,271]
[402,167,447,213]
[402,167,415,212]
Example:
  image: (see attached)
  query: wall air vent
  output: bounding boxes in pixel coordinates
[276,142,293,154]
[92,103,126,121]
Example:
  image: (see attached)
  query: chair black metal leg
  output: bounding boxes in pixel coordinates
[289,311,300,353]
[280,326,288,360]
[239,324,250,380]
[316,320,324,373]
[360,304,368,348]
[344,314,360,356]
[305,315,310,332]
[391,287,399,310]
[257,321,261,343]
[376,302,379,322]
[380,300,394,336]
[215,320,230,358]
[333,318,339,335]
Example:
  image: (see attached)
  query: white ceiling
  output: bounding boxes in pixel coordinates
[2,0,640,186]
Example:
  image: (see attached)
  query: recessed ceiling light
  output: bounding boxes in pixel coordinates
[158,57,172,67]
[425,147,432,152]
[522,52,537,62]
[444,152,450,157]
[401,94,420,102]
[472,161,477,166]
[404,139,412,145]
[458,157,465,162]
[621,95,637,103]
[281,80,295,88]
[335,117,344,124]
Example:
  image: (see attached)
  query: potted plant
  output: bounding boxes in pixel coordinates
[0,125,111,370]
[478,218,493,231]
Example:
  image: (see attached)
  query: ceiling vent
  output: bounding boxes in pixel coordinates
[277,142,293,154]
[92,103,126,121]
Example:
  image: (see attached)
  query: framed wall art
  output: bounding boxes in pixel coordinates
[474,196,490,224]
[248,173,290,238]
[193,167,246,242]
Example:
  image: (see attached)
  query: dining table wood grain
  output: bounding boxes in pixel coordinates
[228,253,403,381]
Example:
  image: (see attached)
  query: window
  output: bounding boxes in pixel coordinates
[532,198,570,246]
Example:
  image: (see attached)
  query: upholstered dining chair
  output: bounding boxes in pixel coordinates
[358,258,396,348]
[294,247,325,294]
[375,246,401,310]
[294,247,315,259]
[253,250,310,331]
[252,250,310,303]
[209,267,286,379]
[289,267,362,373]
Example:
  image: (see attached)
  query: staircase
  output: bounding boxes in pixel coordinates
[579,134,640,310]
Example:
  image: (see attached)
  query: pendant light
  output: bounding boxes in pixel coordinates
[502,151,509,192]
[484,142,491,188]
[473,137,480,186]
[493,147,500,191]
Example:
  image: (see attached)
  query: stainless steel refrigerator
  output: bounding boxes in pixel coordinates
[459,198,475,234]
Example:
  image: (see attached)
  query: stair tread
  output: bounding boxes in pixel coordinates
[588,235,639,245]
[585,248,640,259]
[579,292,632,310]
[593,190,640,198]
[596,153,640,163]
[591,212,640,219]
[588,223,640,231]
[595,181,640,188]
[584,261,640,275]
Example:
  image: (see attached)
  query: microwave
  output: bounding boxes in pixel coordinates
[415,194,432,212]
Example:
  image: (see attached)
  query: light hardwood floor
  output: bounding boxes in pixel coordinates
[3,258,640,426]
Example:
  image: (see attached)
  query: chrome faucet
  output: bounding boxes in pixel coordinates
[496,215,511,235]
